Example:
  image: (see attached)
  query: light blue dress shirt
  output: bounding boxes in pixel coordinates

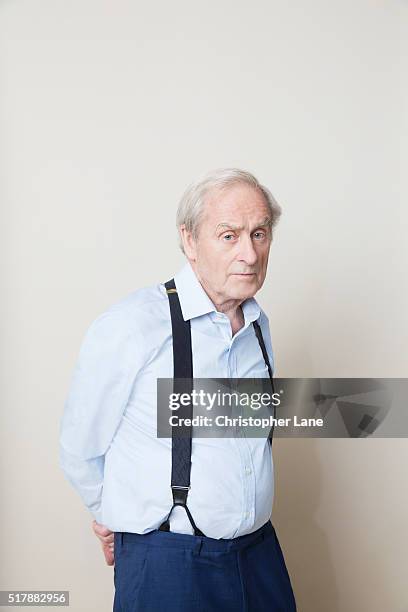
[59,260,275,539]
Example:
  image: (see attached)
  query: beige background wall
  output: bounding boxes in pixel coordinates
[1,1,407,611]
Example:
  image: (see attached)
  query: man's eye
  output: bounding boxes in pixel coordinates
[253,232,266,239]
[223,234,234,241]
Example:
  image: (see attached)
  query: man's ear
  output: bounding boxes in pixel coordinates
[179,224,198,261]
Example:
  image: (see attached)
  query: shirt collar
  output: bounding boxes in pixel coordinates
[173,260,261,324]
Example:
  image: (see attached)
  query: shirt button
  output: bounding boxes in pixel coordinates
[244,511,250,519]
[245,467,252,475]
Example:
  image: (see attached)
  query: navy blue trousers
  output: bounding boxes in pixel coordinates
[113,521,296,611]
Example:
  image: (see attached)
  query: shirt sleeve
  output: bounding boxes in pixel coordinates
[59,309,145,524]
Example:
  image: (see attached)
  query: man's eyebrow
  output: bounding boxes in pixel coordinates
[215,222,242,232]
[215,217,272,232]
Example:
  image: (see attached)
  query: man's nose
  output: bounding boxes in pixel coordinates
[237,235,258,266]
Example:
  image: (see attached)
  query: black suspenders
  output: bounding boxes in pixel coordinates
[158,278,275,537]
[158,278,204,536]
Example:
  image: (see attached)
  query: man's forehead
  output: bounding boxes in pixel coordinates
[206,202,271,222]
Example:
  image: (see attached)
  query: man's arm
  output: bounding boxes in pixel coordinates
[59,309,146,523]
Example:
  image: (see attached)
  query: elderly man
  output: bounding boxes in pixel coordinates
[59,168,297,611]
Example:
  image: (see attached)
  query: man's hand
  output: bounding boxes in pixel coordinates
[92,519,115,566]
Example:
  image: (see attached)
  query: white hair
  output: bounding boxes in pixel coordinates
[176,168,282,254]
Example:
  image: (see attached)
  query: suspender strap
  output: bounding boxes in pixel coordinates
[253,319,276,445]
[158,279,276,536]
[158,279,205,536]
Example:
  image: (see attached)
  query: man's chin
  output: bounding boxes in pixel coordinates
[230,287,258,301]
[229,276,258,292]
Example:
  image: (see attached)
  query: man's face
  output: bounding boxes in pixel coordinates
[182,182,272,304]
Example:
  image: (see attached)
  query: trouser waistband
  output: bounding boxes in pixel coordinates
[116,520,274,553]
